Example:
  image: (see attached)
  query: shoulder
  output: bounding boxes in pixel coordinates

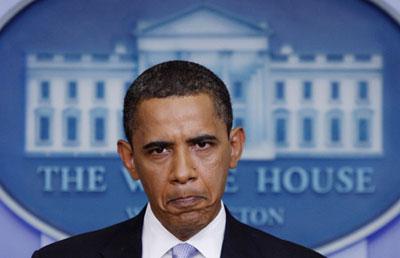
[32,210,144,258]
[237,223,325,257]
[223,209,326,258]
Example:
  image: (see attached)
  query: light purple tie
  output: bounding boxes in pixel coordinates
[172,243,198,258]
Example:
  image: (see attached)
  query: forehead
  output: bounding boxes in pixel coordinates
[133,94,223,139]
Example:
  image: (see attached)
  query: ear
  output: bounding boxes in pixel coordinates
[228,127,245,169]
[117,139,140,180]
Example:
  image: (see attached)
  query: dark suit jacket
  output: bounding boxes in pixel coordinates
[32,207,325,258]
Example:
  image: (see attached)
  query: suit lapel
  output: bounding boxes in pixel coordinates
[99,207,145,258]
[221,208,259,258]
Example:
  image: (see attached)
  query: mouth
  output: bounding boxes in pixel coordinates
[167,195,205,209]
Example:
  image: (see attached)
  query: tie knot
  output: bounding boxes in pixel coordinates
[172,243,198,258]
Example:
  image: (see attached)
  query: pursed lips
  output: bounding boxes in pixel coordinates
[167,195,206,208]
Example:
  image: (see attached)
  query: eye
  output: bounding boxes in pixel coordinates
[195,141,212,150]
[149,147,168,155]
[197,142,208,148]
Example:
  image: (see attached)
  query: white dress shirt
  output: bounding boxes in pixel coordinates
[142,203,226,258]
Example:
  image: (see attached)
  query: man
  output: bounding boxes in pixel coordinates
[32,61,325,258]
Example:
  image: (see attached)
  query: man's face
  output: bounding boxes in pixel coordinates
[118,93,244,240]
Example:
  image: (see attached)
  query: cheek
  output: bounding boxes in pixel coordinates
[135,161,170,201]
[195,152,224,175]
[194,152,229,194]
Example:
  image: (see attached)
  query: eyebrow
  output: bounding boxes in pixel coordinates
[186,134,219,145]
[142,134,219,151]
[142,141,174,151]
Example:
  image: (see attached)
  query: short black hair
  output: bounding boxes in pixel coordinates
[123,60,233,144]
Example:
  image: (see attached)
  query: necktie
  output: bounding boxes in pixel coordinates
[172,243,198,258]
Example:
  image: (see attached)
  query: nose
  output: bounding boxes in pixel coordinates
[170,147,197,184]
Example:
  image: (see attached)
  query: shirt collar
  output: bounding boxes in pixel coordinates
[142,202,226,258]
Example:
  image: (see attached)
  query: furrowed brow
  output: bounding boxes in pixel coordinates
[186,134,218,145]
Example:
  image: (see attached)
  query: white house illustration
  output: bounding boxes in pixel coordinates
[25,4,383,159]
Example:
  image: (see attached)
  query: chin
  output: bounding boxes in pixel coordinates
[173,213,210,240]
